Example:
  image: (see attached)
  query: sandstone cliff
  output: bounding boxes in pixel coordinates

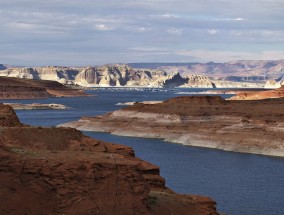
[0,77,87,99]
[74,64,166,87]
[265,76,284,88]
[0,64,263,88]
[60,96,284,157]
[0,103,219,215]
[0,66,80,84]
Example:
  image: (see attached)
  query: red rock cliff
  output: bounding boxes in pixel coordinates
[0,103,219,215]
[0,77,87,99]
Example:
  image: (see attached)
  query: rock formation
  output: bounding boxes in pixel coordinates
[0,64,263,88]
[148,72,186,88]
[0,66,79,84]
[60,96,284,157]
[265,76,284,88]
[0,77,87,99]
[4,103,68,110]
[229,85,284,100]
[74,64,166,87]
[0,103,219,215]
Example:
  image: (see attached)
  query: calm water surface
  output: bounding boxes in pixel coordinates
[2,88,284,215]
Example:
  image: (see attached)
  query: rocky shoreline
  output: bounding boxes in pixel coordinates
[4,103,68,110]
[60,96,284,157]
[0,103,219,214]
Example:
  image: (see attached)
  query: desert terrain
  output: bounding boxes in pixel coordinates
[61,87,284,157]
[0,77,87,99]
[0,103,218,214]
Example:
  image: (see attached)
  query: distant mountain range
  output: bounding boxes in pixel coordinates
[129,60,284,81]
[0,64,265,88]
[1,60,284,88]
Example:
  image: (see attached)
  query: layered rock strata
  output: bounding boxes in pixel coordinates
[0,77,87,99]
[229,85,284,100]
[0,103,219,215]
[60,96,284,157]
[0,64,262,88]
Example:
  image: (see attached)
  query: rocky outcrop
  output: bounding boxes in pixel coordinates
[0,104,22,127]
[182,75,262,88]
[4,103,68,110]
[74,65,166,87]
[229,85,284,100]
[0,77,87,99]
[1,64,263,88]
[265,76,284,88]
[183,75,215,88]
[0,66,79,84]
[148,72,186,88]
[116,101,163,106]
[60,96,284,157]
[0,103,219,215]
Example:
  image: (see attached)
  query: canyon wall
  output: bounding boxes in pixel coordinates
[0,64,264,88]
[0,103,219,214]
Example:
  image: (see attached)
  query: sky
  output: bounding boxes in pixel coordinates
[1,0,284,66]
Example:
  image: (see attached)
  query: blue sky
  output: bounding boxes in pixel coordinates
[1,0,284,66]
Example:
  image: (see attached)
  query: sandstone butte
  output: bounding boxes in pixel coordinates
[0,103,219,215]
[60,94,284,157]
[0,77,88,99]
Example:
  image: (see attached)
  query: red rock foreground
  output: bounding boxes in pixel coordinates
[61,96,284,157]
[0,77,87,99]
[0,103,218,215]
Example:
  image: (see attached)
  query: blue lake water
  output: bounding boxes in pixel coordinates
[2,88,284,215]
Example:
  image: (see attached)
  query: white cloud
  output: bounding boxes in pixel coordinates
[150,13,180,19]
[95,24,112,31]
[214,17,246,21]
[208,29,219,35]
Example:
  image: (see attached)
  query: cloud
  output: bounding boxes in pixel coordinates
[95,24,112,31]
[214,17,246,21]
[150,13,180,19]
[176,49,284,62]
[208,29,219,35]
[0,0,283,65]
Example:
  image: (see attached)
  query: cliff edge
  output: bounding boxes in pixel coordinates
[0,77,88,99]
[0,103,218,215]
[60,96,284,157]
